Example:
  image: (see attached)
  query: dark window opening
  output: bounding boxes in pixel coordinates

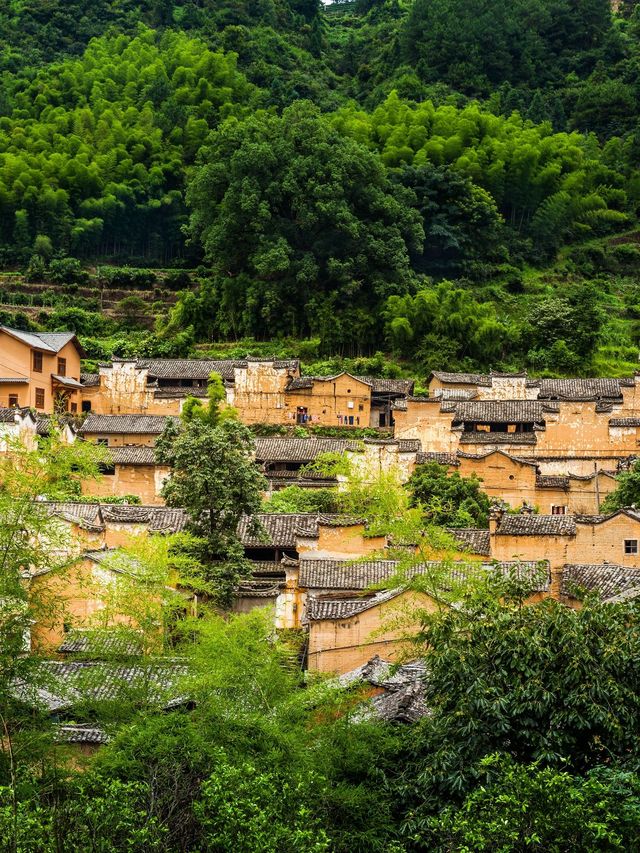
[8,395,18,407]
[33,351,43,373]
[35,387,45,409]
[625,539,638,555]
[57,357,66,376]
[82,400,92,413]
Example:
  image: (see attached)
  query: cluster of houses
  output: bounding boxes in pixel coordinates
[3,325,640,706]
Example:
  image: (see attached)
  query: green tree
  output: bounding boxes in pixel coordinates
[428,756,640,852]
[408,461,491,528]
[155,417,266,605]
[601,460,640,513]
[186,100,423,345]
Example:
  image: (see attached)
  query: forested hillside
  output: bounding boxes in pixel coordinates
[1,0,640,374]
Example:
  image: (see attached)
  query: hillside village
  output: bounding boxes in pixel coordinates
[3,322,640,693]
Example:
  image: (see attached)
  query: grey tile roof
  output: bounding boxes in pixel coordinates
[0,377,28,384]
[99,505,189,533]
[338,656,429,724]
[58,631,143,656]
[0,326,81,353]
[610,418,640,427]
[562,563,640,599]
[536,378,625,400]
[365,681,429,723]
[0,407,33,423]
[536,475,570,489]
[459,431,538,445]
[136,358,298,382]
[35,414,79,436]
[496,514,577,536]
[300,559,401,589]
[254,438,361,461]
[80,373,100,386]
[437,389,479,401]
[365,437,422,452]
[108,446,158,465]
[56,724,110,745]
[237,513,316,548]
[448,528,491,555]
[286,377,314,391]
[355,377,414,395]
[306,589,403,621]
[78,414,180,434]
[451,400,555,423]
[431,371,491,386]
[298,558,546,591]
[43,501,104,530]
[338,656,428,689]
[14,660,189,713]
[416,452,459,466]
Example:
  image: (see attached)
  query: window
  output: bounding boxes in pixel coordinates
[98,463,115,476]
[35,388,45,409]
[57,357,66,376]
[625,539,638,555]
[32,351,43,373]
[82,401,92,413]
[70,402,77,413]
[551,505,567,515]
[8,395,18,407]
[96,438,109,446]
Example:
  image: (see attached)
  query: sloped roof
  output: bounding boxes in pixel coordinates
[58,630,143,656]
[299,559,401,589]
[496,514,577,536]
[306,589,402,620]
[536,474,570,489]
[108,446,158,465]
[451,400,554,423]
[56,724,110,745]
[301,558,549,597]
[237,513,315,548]
[415,452,459,466]
[254,437,361,461]
[13,660,188,713]
[536,378,625,400]
[610,418,640,427]
[562,563,640,600]
[78,414,180,434]
[355,377,414,395]
[430,371,491,386]
[0,326,84,355]
[448,528,491,555]
[459,432,538,445]
[0,406,35,424]
[137,359,246,382]
[338,656,429,723]
[80,373,100,386]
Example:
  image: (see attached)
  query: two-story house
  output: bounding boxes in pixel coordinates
[0,326,85,414]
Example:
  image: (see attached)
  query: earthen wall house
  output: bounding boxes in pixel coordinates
[80,359,300,420]
[394,385,640,468]
[0,326,84,413]
[306,589,435,673]
[489,509,640,569]
[29,551,138,651]
[77,413,179,447]
[81,447,170,505]
[420,448,619,514]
